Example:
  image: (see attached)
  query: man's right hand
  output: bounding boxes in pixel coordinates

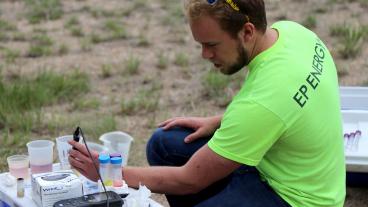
[158,115,222,143]
[68,140,100,182]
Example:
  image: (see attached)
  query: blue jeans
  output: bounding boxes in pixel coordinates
[146,127,291,207]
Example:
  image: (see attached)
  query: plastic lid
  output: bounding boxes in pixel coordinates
[111,157,122,165]
[110,153,121,158]
[98,154,110,164]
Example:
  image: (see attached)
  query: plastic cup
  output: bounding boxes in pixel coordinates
[86,142,108,153]
[7,155,29,179]
[26,140,54,174]
[56,135,73,170]
[99,131,133,166]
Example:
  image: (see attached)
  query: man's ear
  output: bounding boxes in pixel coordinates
[238,22,256,43]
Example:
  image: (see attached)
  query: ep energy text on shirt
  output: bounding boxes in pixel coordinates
[293,38,326,108]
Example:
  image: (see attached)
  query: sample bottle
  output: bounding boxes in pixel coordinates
[17,178,24,198]
[110,157,123,187]
[98,154,112,186]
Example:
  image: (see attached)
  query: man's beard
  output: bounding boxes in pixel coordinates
[221,44,249,75]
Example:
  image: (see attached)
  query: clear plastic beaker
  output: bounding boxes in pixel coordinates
[7,155,29,179]
[26,140,54,174]
[56,135,73,169]
[99,131,133,166]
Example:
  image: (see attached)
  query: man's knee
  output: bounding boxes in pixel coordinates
[146,128,166,165]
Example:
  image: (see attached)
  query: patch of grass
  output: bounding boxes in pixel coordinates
[0,70,90,133]
[137,34,150,47]
[120,82,162,115]
[336,66,349,77]
[104,19,127,40]
[100,64,113,78]
[90,32,102,44]
[64,16,79,28]
[124,56,140,75]
[65,16,84,37]
[160,1,185,26]
[302,15,317,29]
[25,0,63,24]
[72,97,100,111]
[1,48,21,63]
[80,37,93,51]
[0,32,9,42]
[78,115,117,139]
[174,52,189,67]
[202,69,231,97]
[70,26,84,37]
[27,34,54,57]
[0,19,17,31]
[330,24,365,59]
[156,53,169,70]
[12,32,27,41]
[57,43,69,55]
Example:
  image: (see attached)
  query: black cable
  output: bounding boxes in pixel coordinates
[76,126,110,207]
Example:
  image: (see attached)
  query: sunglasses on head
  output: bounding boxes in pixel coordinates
[207,0,250,22]
[207,0,240,11]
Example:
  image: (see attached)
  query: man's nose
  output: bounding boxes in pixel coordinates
[202,47,214,59]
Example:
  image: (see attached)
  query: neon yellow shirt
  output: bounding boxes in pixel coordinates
[208,21,345,207]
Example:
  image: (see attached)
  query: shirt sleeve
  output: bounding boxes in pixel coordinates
[208,99,287,166]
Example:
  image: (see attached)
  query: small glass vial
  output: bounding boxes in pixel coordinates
[110,157,123,187]
[98,154,112,186]
[17,178,24,198]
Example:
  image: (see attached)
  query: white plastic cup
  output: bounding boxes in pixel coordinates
[56,135,73,169]
[26,140,54,174]
[86,142,109,153]
[99,131,133,166]
[7,155,29,179]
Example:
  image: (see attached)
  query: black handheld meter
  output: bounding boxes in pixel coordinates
[53,191,123,207]
[73,127,81,142]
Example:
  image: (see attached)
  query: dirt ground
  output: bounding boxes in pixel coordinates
[0,0,367,206]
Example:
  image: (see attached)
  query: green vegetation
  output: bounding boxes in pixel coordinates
[0,19,17,42]
[57,43,69,55]
[0,19,17,31]
[1,47,20,63]
[330,24,366,59]
[65,16,84,37]
[302,15,317,29]
[27,33,54,57]
[125,56,140,75]
[100,64,113,78]
[72,97,100,111]
[0,70,90,133]
[174,52,189,67]
[137,34,150,47]
[202,69,231,97]
[25,0,63,24]
[120,82,162,115]
[156,53,169,70]
[104,19,127,40]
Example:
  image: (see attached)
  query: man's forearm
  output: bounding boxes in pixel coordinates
[123,166,199,195]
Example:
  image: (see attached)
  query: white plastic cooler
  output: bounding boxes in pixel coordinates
[340,87,368,172]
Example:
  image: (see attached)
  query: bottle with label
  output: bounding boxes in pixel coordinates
[98,154,112,186]
[110,157,123,187]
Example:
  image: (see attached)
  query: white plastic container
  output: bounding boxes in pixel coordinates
[99,131,134,166]
[56,135,73,170]
[98,154,112,186]
[342,110,368,172]
[26,140,54,174]
[340,86,368,110]
[110,157,123,187]
[86,142,108,153]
